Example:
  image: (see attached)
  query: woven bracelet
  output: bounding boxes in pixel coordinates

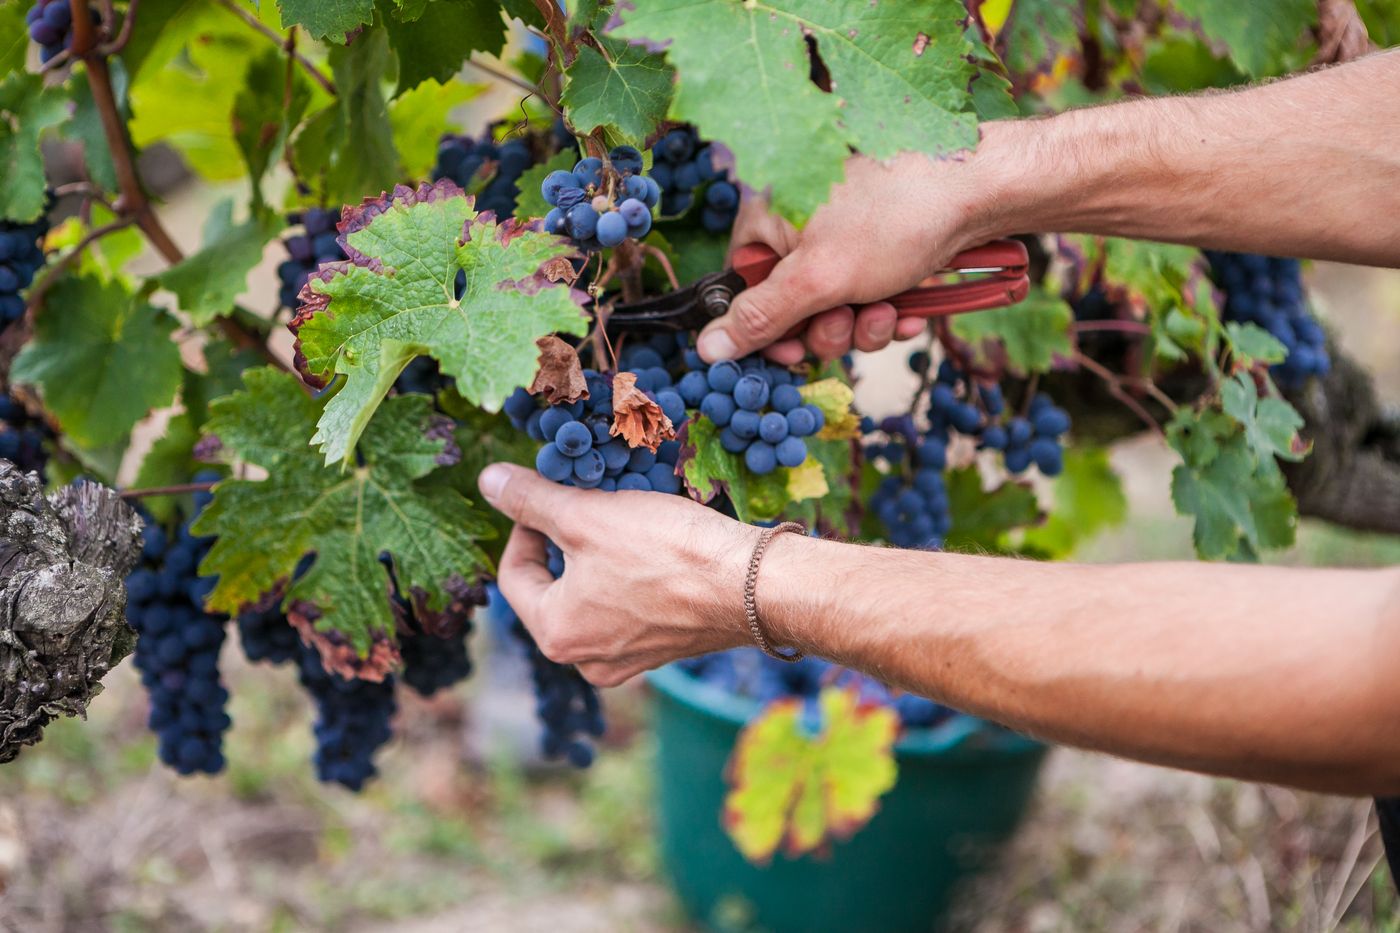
[743,521,805,663]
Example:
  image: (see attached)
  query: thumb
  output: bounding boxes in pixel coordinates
[477,462,569,539]
[697,247,833,363]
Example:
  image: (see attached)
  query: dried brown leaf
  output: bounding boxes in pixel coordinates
[610,371,675,452]
[288,603,401,682]
[528,336,590,406]
[540,256,578,284]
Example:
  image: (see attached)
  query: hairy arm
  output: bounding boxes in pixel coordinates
[757,536,1400,795]
[702,50,1400,362]
[479,463,1400,797]
[980,49,1400,265]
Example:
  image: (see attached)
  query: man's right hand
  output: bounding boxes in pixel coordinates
[697,150,999,365]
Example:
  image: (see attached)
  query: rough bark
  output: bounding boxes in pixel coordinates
[0,463,143,763]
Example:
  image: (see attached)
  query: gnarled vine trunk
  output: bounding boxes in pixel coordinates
[0,463,143,763]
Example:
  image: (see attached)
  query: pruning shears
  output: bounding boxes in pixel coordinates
[604,239,1031,336]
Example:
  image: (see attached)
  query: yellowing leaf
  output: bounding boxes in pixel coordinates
[797,377,859,440]
[723,686,899,863]
[785,456,829,504]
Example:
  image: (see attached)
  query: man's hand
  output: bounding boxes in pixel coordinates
[698,151,995,365]
[478,462,759,686]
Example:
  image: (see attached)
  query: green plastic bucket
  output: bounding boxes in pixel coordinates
[647,664,1048,933]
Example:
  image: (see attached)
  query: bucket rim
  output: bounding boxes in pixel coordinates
[646,663,1044,757]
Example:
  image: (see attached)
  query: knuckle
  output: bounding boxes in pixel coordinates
[734,295,783,340]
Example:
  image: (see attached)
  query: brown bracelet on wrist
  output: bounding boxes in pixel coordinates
[744,521,805,663]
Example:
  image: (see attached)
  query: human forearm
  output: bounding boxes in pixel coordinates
[759,536,1400,794]
[974,50,1400,265]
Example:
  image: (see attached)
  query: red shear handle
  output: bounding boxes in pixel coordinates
[730,239,1030,319]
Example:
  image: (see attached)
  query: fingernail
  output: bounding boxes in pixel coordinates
[697,328,737,362]
[478,463,509,502]
[869,315,895,342]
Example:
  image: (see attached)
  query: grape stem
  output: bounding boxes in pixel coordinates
[96,0,137,55]
[639,244,680,291]
[118,481,218,500]
[1073,351,1169,437]
[1072,319,1152,336]
[214,0,337,97]
[22,216,136,317]
[464,58,556,110]
[64,0,291,373]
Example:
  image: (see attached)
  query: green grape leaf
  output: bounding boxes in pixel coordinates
[381,0,509,96]
[1021,447,1127,558]
[154,210,284,325]
[193,367,496,653]
[798,377,861,439]
[1223,321,1288,369]
[324,28,401,202]
[1220,373,1307,464]
[1167,406,1297,560]
[942,467,1041,553]
[1171,0,1317,77]
[562,36,674,147]
[233,48,313,207]
[951,286,1072,375]
[681,418,798,524]
[11,275,182,449]
[128,4,268,180]
[0,1,28,76]
[998,0,1080,79]
[277,0,375,42]
[723,686,899,864]
[64,73,121,194]
[390,77,486,179]
[0,73,71,222]
[511,149,577,221]
[614,0,977,225]
[290,181,589,465]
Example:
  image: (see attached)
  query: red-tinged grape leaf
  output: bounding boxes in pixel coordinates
[679,419,795,524]
[1167,405,1297,560]
[277,0,374,42]
[950,286,1072,376]
[191,367,496,655]
[288,605,401,682]
[289,180,589,465]
[942,467,1042,554]
[1173,0,1317,77]
[722,686,899,864]
[562,35,674,147]
[382,0,509,97]
[610,371,675,451]
[1020,446,1127,559]
[0,73,71,223]
[1220,373,1308,464]
[613,0,976,225]
[10,274,183,450]
[529,336,590,406]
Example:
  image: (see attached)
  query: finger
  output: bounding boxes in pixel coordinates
[496,525,557,631]
[761,338,807,366]
[894,317,927,341]
[802,305,855,361]
[477,462,575,540]
[697,247,836,363]
[726,198,797,265]
[852,302,898,353]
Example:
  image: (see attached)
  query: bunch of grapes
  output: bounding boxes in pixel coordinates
[920,355,1070,477]
[540,145,659,251]
[0,214,48,334]
[865,422,952,550]
[25,0,95,63]
[389,570,482,699]
[235,600,301,665]
[686,357,824,475]
[276,208,345,309]
[124,479,231,776]
[677,649,954,731]
[294,644,397,791]
[433,133,536,218]
[648,127,740,232]
[1205,251,1330,387]
[0,392,51,478]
